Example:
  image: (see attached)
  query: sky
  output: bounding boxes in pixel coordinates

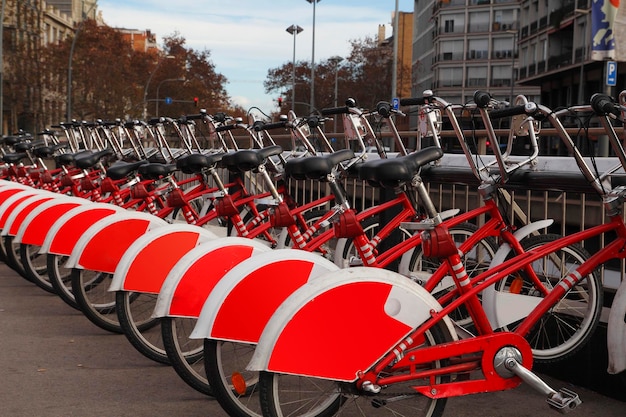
[97,0,415,113]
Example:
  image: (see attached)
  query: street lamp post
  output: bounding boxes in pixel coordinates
[575,8,591,105]
[306,0,320,113]
[505,30,518,104]
[328,56,343,131]
[391,0,399,101]
[286,24,303,112]
[142,55,175,120]
[0,0,6,135]
[66,0,98,122]
[155,78,185,117]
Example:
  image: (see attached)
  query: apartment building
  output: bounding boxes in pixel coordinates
[515,0,605,110]
[413,0,540,106]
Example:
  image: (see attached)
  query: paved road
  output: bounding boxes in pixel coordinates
[1,261,624,417]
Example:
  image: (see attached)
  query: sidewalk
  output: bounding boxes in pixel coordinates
[1,261,624,417]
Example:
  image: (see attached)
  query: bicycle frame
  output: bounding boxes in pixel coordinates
[356,99,626,395]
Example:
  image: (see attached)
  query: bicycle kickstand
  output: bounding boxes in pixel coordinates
[496,347,582,414]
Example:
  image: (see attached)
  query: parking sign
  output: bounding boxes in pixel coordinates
[607,61,617,87]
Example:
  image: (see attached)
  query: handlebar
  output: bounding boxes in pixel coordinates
[488,102,538,119]
[400,97,429,106]
[320,106,352,116]
[590,93,621,117]
[253,120,287,132]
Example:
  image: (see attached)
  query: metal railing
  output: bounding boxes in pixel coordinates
[281,152,625,296]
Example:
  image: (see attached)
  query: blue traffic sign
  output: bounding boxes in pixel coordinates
[392,97,399,110]
[606,61,617,87]
[165,97,173,105]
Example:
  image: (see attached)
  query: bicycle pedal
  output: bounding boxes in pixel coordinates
[547,388,581,414]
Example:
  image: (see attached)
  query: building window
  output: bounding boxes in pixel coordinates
[444,19,455,33]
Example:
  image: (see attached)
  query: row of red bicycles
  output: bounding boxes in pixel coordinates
[2,90,626,417]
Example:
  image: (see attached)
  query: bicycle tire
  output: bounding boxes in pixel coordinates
[0,232,7,263]
[161,317,212,396]
[204,339,264,417]
[496,233,602,363]
[115,291,169,364]
[47,253,80,310]
[20,243,54,293]
[71,268,123,333]
[4,236,27,279]
[258,321,453,417]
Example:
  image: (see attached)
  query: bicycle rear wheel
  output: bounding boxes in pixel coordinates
[115,291,168,364]
[4,236,27,279]
[205,339,265,417]
[71,268,123,333]
[496,233,602,363]
[161,317,211,395]
[20,243,54,293]
[47,253,79,309]
[258,321,453,417]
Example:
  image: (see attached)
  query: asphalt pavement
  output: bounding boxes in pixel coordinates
[1,261,624,417]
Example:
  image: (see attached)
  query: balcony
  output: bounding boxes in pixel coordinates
[438,52,465,62]
[490,77,512,87]
[492,49,515,60]
[467,77,488,87]
[467,49,489,60]
[548,52,573,70]
[492,21,517,32]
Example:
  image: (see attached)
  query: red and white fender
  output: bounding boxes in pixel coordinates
[152,237,270,319]
[0,190,58,238]
[109,224,218,293]
[248,267,456,382]
[13,196,86,246]
[190,250,339,344]
[65,211,167,273]
[39,203,123,256]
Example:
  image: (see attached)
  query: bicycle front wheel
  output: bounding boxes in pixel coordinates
[496,233,602,363]
[258,321,453,417]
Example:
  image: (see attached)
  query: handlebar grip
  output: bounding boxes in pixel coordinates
[473,90,492,108]
[399,97,428,106]
[306,116,323,128]
[320,106,351,116]
[376,101,392,118]
[185,113,206,121]
[590,93,621,116]
[253,121,287,131]
[213,112,228,123]
[215,124,236,132]
[488,102,538,119]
